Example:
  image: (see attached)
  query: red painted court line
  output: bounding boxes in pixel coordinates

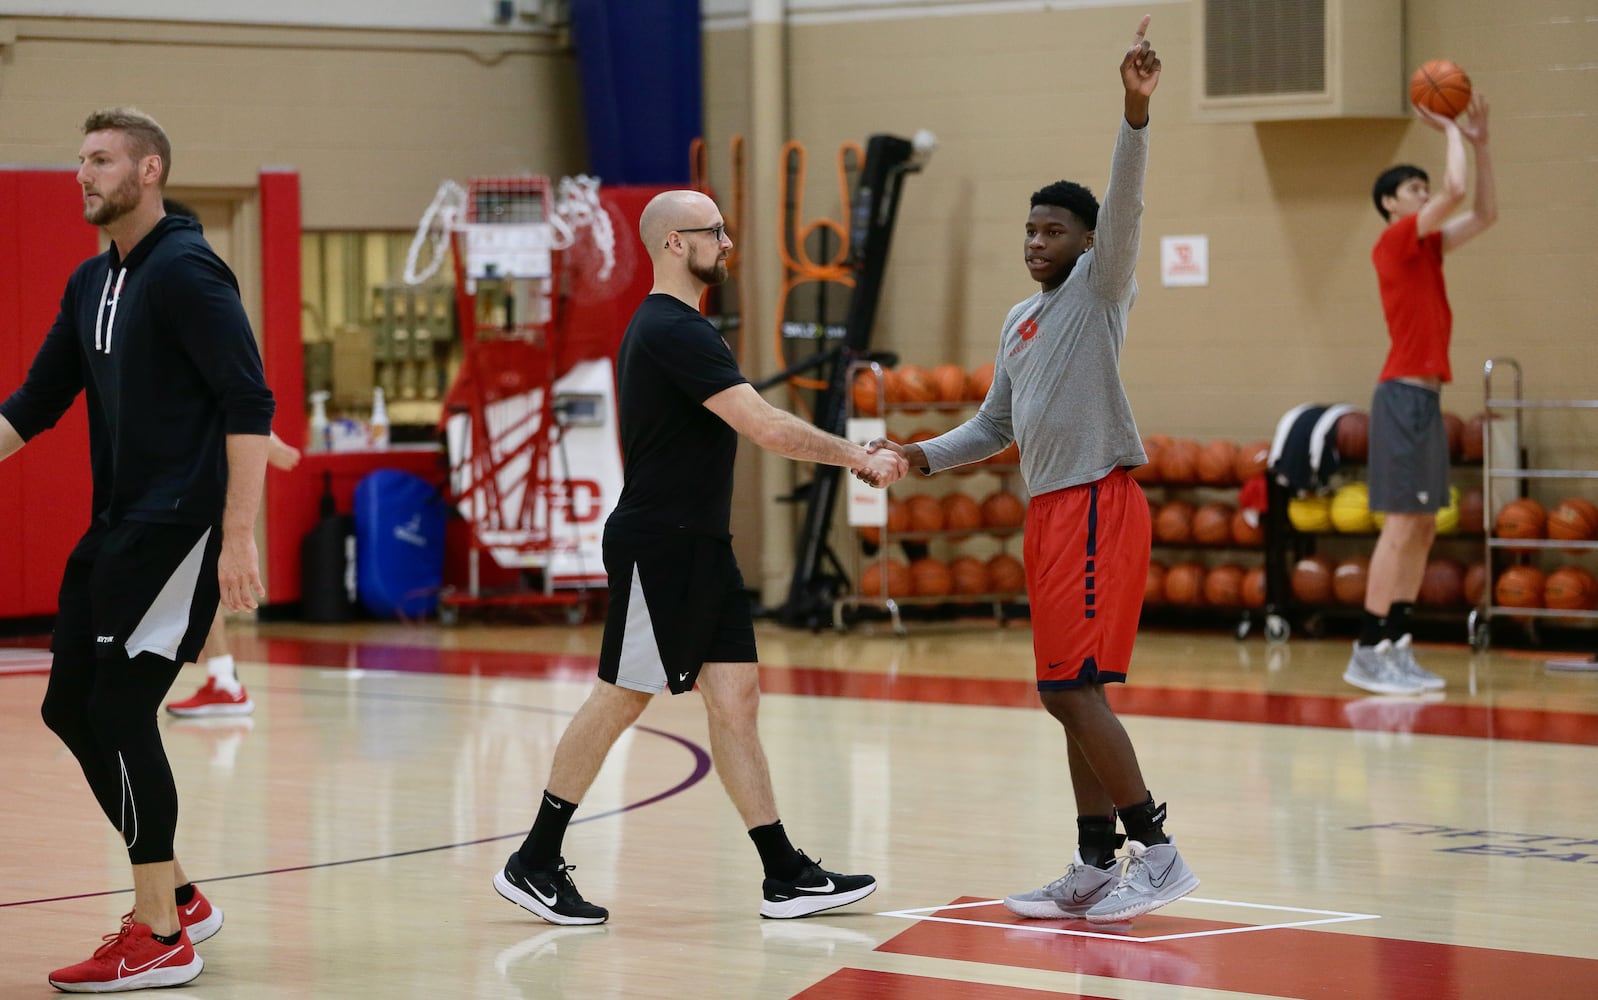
[195,635,1598,746]
[792,968,1113,1000]
[876,897,1598,999]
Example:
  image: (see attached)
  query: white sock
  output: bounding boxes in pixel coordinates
[206,655,240,691]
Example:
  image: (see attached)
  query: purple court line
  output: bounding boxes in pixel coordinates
[0,687,714,910]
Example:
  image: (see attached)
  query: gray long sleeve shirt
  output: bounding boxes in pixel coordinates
[919,118,1150,497]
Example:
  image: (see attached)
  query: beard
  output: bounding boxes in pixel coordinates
[688,244,729,286]
[82,170,141,227]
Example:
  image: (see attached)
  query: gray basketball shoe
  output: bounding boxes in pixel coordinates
[1343,640,1425,695]
[1392,634,1446,691]
[1003,851,1119,918]
[1084,841,1199,924]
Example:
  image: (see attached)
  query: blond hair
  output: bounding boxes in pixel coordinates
[81,107,171,187]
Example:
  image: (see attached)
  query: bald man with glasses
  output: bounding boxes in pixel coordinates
[492,189,906,925]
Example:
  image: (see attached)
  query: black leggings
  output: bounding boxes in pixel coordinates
[41,650,184,866]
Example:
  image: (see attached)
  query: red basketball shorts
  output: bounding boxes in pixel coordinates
[1024,467,1151,690]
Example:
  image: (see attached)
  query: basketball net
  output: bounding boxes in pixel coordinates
[402,175,616,287]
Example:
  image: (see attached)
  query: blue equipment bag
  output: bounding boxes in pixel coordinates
[353,469,445,619]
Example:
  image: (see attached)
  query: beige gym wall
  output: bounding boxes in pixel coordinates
[704,0,1596,466]
[0,17,584,229]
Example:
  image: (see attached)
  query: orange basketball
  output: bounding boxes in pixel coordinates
[882,367,907,405]
[910,557,952,597]
[1164,562,1207,607]
[861,559,912,598]
[1494,498,1547,540]
[1458,487,1486,535]
[981,491,1026,530]
[1145,561,1167,606]
[1231,507,1264,547]
[930,363,967,403]
[905,494,944,534]
[1335,411,1369,463]
[1418,557,1466,607]
[1196,440,1239,486]
[966,362,996,403]
[1463,562,1489,606]
[942,492,983,540]
[896,364,937,412]
[1131,437,1164,484]
[1442,411,1465,460]
[1494,565,1545,609]
[1332,557,1370,607]
[1241,566,1268,608]
[850,370,883,415]
[1290,555,1335,605]
[1233,440,1271,482]
[1548,497,1598,543]
[1192,503,1235,545]
[1203,564,1246,607]
[1461,412,1487,463]
[1410,59,1473,118]
[1544,566,1598,612]
[1153,500,1196,544]
[1157,439,1201,484]
[949,556,990,596]
[858,496,909,545]
[987,553,1026,594]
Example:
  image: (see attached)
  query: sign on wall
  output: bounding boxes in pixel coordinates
[1160,234,1209,287]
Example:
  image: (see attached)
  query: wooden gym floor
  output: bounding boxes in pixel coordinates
[2,615,1596,998]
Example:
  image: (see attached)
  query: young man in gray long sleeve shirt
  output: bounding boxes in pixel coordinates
[872,15,1198,923]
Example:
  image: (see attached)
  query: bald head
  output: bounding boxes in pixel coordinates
[640,189,721,255]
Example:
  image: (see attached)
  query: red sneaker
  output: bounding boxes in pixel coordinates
[178,885,224,944]
[166,678,254,717]
[48,914,202,993]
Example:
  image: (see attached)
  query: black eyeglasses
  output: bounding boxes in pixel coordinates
[665,224,728,248]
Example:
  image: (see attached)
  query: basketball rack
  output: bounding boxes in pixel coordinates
[1470,357,1598,651]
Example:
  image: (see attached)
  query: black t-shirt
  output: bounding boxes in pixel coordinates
[608,294,748,538]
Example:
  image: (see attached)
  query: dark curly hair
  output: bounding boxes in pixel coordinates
[1372,165,1428,221]
[1030,180,1099,230]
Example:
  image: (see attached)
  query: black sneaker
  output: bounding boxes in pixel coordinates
[759,853,878,919]
[493,853,609,925]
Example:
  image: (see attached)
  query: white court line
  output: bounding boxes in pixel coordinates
[876,896,1381,944]
[0,649,52,674]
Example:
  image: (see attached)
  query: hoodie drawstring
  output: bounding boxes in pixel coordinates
[94,267,127,354]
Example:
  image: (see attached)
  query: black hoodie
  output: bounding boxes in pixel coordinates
[1,214,275,526]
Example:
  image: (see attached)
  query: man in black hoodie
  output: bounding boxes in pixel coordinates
[0,107,274,993]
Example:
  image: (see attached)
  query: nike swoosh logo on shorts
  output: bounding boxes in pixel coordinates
[795,878,835,893]
[1047,661,1067,670]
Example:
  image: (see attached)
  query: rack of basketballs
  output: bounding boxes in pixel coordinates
[1134,435,1277,639]
[838,360,1027,634]
[1272,409,1491,641]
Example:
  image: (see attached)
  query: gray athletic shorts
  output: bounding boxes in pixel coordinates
[1367,380,1450,514]
[597,526,758,695]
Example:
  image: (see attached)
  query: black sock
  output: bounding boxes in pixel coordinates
[174,883,195,906]
[1077,813,1125,869]
[151,928,182,946]
[1386,602,1415,642]
[1118,794,1170,847]
[516,790,577,870]
[1358,610,1386,647]
[748,820,805,880]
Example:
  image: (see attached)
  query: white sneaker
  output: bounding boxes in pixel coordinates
[1003,851,1120,918]
[1392,635,1445,691]
[1085,841,1199,924]
[1343,640,1425,695]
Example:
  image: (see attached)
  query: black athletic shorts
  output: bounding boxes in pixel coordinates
[52,520,223,664]
[1368,380,1450,514]
[597,526,758,695]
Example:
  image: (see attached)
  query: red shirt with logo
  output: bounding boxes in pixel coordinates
[1373,213,1452,383]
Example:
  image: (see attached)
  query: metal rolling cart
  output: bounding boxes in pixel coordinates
[1470,357,1598,649]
